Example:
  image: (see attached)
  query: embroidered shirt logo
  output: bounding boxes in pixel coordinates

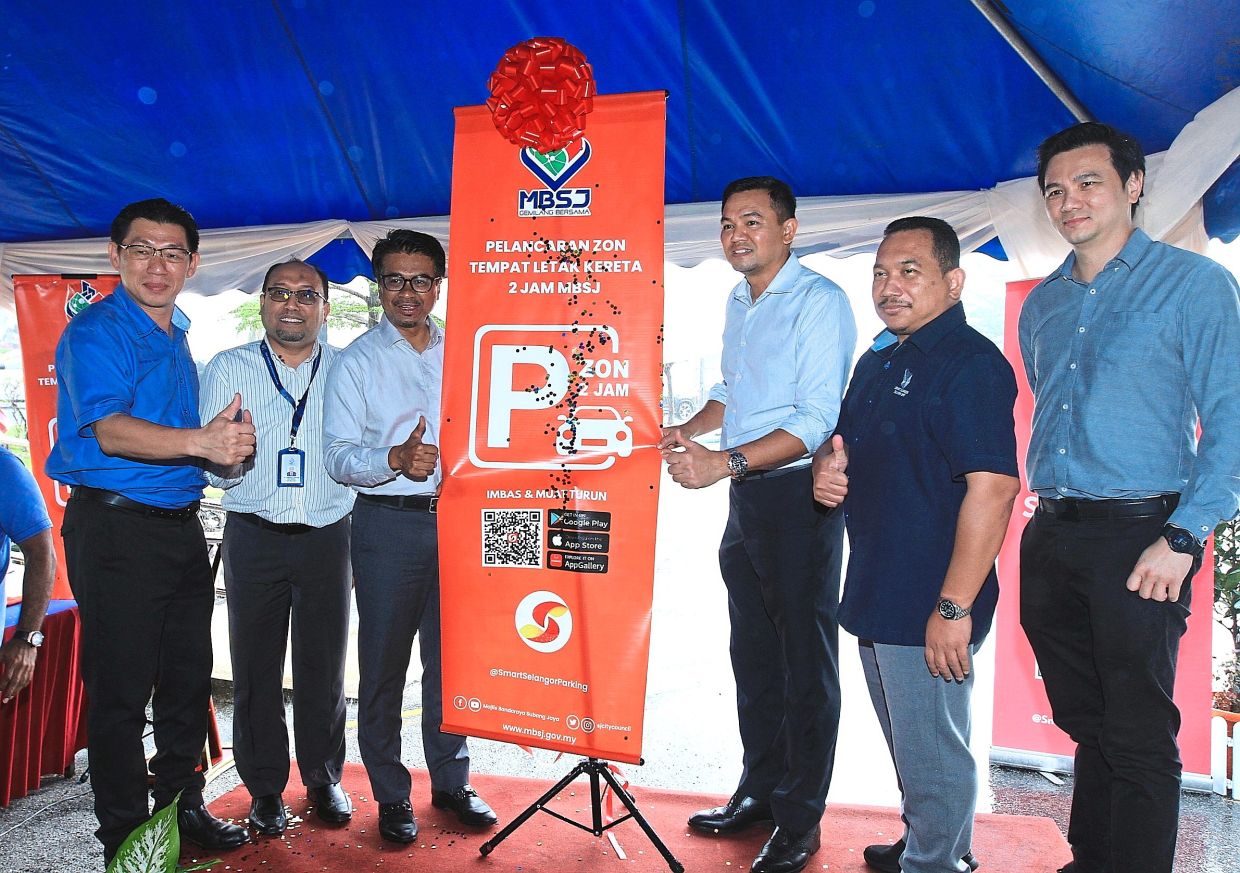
[893,368,913,397]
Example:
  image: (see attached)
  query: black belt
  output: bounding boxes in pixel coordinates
[71,485,200,520]
[741,464,807,482]
[357,493,438,513]
[231,512,315,535]
[1037,494,1179,521]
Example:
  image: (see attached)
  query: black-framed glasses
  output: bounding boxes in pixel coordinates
[116,242,193,264]
[264,287,325,304]
[380,273,440,294]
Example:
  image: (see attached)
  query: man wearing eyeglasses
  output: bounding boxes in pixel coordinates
[47,198,256,865]
[199,260,356,838]
[324,229,496,844]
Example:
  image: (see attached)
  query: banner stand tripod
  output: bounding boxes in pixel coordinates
[479,756,684,872]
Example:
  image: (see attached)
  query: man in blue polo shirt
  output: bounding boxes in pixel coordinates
[46,198,257,865]
[814,217,1019,873]
[0,446,55,706]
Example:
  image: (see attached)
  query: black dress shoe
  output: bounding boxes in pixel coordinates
[308,782,353,824]
[863,838,980,872]
[751,825,821,873]
[248,794,287,835]
[378,800,419,843]
[431,784,498,826]
[178,804,251,850]
[688,794,774,833]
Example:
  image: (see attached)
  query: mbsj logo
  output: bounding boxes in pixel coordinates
[515,591,572,653]
[468,324,623,470]
[517,139,592,217]
[64,280,103,321]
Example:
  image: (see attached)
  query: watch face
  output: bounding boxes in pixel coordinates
[25,631,44,647]
[937,599,955,620]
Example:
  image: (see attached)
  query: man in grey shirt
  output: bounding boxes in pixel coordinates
[1018,122,1240,873]
[201,260,355,836]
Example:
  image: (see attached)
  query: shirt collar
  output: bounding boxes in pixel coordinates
[1048,227,1152,284]
[731,251,802,303]
[379,315,443,350]
[115,285,191,336]
[870,302,967,354]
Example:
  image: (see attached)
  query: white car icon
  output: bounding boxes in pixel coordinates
[556,406,633,458]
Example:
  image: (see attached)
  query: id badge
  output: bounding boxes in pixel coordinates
[277,447,305,487]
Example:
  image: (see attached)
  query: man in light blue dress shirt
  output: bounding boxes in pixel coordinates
[660,177,856,873]
[1018,123,1240,873]
[323,229,496,845]
[201,260,356,837]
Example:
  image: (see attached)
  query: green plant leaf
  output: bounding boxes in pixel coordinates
[106,797,180,873]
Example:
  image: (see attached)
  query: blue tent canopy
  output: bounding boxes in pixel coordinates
[2,0,1237,263]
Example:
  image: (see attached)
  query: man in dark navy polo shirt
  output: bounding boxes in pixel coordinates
[47,198,257,865]
[813,217,1019,873]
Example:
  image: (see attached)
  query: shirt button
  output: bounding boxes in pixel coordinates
[1058,448,1066,454]
[1078,326,1086,333]
[1069,362,1077,370]
[1089,289,1097,295]
[1059,486,1068,493]
[1061,403,1069,410]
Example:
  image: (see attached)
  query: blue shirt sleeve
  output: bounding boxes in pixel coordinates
[776,287,857,453]
[57,316,135,437]
[0,450,52,545]
[928,352,1019,482]
[1169,264,1240,537]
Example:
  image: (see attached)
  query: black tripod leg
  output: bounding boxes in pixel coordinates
[479,759,589,856]
[597,765,684,873]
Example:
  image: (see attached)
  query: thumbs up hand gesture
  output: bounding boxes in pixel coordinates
[196,393,256,466]
[388,415,439,480]
[811,434,849,507]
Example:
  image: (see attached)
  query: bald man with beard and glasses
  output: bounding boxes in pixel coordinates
[200,260,356,838]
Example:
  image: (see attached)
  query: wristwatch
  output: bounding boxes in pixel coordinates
[937,598,972,621]
[727,449,749,480]
[17,630,44,648]
[1161,524,1204,558]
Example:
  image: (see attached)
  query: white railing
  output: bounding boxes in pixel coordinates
[1211,713,1240,798]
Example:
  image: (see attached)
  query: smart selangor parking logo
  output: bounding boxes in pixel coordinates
[517,139,592,217]
[515,591,573,653]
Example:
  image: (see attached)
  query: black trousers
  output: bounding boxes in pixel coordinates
[221,513,351,797]
[718,466,844,833]
[1020,505,1197,873]
[62,496,214,856]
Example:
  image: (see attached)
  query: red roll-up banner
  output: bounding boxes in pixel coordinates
[993,279,1213,777]
[437,88,666,764]
[13,275,120,601]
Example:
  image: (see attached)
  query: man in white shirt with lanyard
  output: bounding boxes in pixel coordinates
[323,229,496,845]
[200,259,355,837]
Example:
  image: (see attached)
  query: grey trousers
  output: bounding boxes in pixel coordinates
[860,641,977,873]
[222,513,351,797]
[350,498,469,803]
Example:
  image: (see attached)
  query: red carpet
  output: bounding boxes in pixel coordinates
[188,762,1069,871]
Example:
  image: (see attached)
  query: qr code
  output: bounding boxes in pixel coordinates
[482,509,543,567]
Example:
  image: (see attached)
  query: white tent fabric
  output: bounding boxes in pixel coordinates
[3,90,1236,315]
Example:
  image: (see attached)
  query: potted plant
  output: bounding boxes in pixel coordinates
[1213,518,1240,720]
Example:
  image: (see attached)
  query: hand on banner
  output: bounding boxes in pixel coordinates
[811,435,849,507]
[660,432,727,489]
[1125,537,1194,601]
[389,416,438,480]
[196,394,256,466]
[925,612,972,682]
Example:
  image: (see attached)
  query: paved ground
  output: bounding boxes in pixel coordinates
[1,471,1236,871]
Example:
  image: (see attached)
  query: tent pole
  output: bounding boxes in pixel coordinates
[969,0,1094,123]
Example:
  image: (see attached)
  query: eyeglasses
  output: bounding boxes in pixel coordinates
[116,242,193,264]
[264,287,325,304]
[380,273,440,294]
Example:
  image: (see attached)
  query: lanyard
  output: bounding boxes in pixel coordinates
[259,342,322,447]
